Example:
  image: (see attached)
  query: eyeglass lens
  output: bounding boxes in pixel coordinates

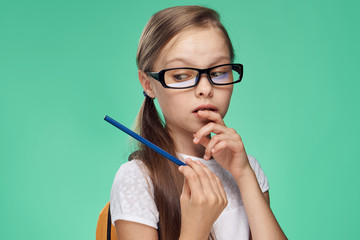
[165,65,240,88]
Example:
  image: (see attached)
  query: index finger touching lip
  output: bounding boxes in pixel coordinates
[197,110,225,125]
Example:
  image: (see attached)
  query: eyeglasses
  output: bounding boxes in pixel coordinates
[147,63,243,89]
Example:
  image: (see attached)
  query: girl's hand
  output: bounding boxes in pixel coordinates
[178,158,227,240]
[193,110,251,178]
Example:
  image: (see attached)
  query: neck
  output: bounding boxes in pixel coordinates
[167,127,205,158]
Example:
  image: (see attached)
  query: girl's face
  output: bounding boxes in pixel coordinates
[146,27,233,144]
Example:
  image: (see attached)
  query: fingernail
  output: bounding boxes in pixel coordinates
[193,137,198,143]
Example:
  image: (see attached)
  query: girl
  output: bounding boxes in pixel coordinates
[110,5,286,240]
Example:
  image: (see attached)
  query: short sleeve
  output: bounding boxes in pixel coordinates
[247,155,270,193]
[110,160,159,229]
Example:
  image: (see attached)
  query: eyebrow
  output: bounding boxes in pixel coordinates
[164,56,230,68]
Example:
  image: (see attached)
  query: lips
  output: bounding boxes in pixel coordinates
[193,104,218,113]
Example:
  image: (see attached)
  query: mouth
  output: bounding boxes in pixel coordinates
[192,104,218,113]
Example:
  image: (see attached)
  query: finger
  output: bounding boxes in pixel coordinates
[198,162,222,198]
[185,159,215,196]
[202,134,226,160]
[197,110,225,125]
[193,122,230,145]
[196,134,210,148]
[211,139,243,155]
[179,159,205,196]
[205,133,242,158]
[215,174,227,204]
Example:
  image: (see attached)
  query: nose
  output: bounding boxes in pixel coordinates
[195,73,213,97]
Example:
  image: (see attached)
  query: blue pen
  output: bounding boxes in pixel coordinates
[104,115,186,166]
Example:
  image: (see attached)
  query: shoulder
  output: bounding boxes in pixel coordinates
[110,160,159,228]
[116,159,146,175]
[113,159,150,181]
[111,159,152,192]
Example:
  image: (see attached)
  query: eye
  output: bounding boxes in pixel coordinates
[173,74,192,81]
[169,69,196,81]
[210,71,227,78]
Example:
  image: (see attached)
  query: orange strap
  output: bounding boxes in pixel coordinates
[96,202,117,240]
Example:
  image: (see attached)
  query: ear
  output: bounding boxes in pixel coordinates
[138,70,156,98]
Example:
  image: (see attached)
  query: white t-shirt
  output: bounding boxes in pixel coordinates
[110,153,269,240]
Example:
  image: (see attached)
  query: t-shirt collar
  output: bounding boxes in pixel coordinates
[176,152,216,165]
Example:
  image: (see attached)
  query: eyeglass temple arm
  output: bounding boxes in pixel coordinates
[147,72,160,80]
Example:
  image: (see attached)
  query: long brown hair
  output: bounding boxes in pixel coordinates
[133,5,235,240]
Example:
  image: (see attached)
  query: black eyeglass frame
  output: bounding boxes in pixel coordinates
[147,63,243,89]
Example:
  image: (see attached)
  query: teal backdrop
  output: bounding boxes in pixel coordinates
[1,0,359,239]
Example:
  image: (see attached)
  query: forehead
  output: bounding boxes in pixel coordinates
[154,26,230,70]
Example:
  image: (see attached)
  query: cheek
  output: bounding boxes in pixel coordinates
[153,83,189,118]
[219,88,233,117]
[155,92,184,118]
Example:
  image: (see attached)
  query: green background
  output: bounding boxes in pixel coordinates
[1,0,359,239]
